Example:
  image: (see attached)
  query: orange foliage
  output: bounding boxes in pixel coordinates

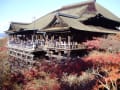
[83,51,120,64]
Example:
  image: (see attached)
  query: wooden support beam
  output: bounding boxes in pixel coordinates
[59,36,61,42]
[51,36,54,42]
[68,36,71,42]
[67,50,71,58]
[31,35,33,42]
[68,36,71,49]
[38,34,41,39]
[46,35,48,41]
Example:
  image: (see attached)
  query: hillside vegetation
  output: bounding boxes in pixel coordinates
[0,37,7,46]
[0,38,10,90]
[0,38,8,60]
[0,35,120,90]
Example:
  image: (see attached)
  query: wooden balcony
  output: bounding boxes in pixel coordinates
[8,40,85,52]
[47,42,85,51]
[8,43,35,52]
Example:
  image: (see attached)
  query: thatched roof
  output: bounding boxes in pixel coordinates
[7,0,120,34]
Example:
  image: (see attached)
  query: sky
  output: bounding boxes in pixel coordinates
[0,0,120,33]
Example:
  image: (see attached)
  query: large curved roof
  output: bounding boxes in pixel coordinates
[59,16,119,34]
[7,0,120,34]
[54,0,120,22]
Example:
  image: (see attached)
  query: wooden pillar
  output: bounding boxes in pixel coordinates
[68,36,71,49]
[59,36,61,42]
[67,50,71,57]
[67,36,71,57]
[46,35,48,41]
[35,34,38,40]
[45,35,48,45]
[21,35,23,47]
[68,36,71,43]
[39,34,41,39]
[51,36,54,47]
[31,54,34,61]
[59,36,61,48]
[32,35,34,42]
[14,34,16,43]
[31,34,36,49]
[51,36,54,42]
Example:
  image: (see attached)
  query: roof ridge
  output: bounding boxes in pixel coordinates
[56,0,95,12]
[11,22,30,25]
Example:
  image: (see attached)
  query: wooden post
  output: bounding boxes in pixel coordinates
[45,35,48,44]
[51,36,54,47]
[31,35,36,49]
[67,36,71,58]
[51,36,54,42]
[67,50,71,58]
[68,36,71,49]
[46,35,48,41]
[35,34,38,40]
[59,36,61,42]
[39,34,41,39]
[59,36,61,48]
[32,35,34,43]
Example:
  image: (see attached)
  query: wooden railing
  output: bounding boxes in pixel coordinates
[8,40,85,51]
[47,42,85,50]
[8,42,36,51]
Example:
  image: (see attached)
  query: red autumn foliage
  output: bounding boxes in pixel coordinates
[83,51,120,65]
[0,47,7,51]
[83,35,120,53]
[83,37,102,50]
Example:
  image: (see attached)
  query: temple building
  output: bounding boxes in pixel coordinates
[6,0,120,67]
